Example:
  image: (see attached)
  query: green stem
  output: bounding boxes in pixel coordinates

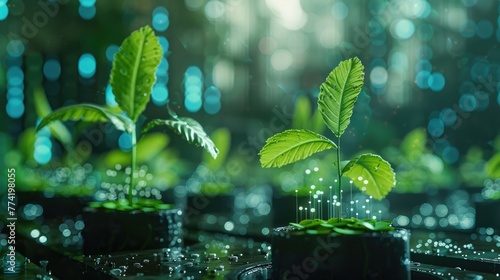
[336,138,342,221]
[129,127,137,205]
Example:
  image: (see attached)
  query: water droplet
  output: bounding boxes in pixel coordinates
[110,268,122,275]
[120,68,127,75]
[39,260,48,269]
[133,262,143,268]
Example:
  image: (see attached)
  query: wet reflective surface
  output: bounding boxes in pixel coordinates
[3,209,499,279]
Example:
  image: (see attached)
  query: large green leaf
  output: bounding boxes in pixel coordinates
[342,153,396,200]
[142,117,219,159]
[259,129,337,168]
[318,57,364,138]
[33,87,73,149]
[110,25,162,122]
[36,104,134,133]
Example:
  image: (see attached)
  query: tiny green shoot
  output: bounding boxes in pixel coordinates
[259,57,396,233]
[36,26,219,209]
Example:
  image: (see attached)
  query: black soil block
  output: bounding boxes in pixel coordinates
[272,227,411,280]
[81,207,183,255]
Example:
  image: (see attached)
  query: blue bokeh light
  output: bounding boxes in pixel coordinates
[158,36,169,53]
[43,59,61,81]
[105,85,118,107]
[418,1,432,18]
[371,31,387,46]
[185,76,203,88]
[204,86,222,115]
[185,66,203,79]
[79,0,96,7]
[432,138,450,155]
[368,0,387,15]
[153,6,169,17]
[474,91,489,111]
[35,136,53,149]
[428,118,444,138]
[416,59,432,72]
[205,86,221,98]
[185,94,202,112]
[470,59,489,81]
[390,52,408,69]
[6,40,25,57]
[476,20,493,39]
[7,66,24,86]
[0,2,8,21]
[497,92,500,106]
[462,0,478,7]
[370,66,388,88]
[204,95,221,115]
[118,132,132,151]
[428,72,445,92]
[78,53,96,78]
[6,99,25,119]
[152,7,169,32]
[439,108,457,127]
[8,57,23,67]
[331,2,348,20]
[105,45,119,62]
[184,65,203,112]
[441,146,459,164]
[152,85,169,106]
[36,122,51,136]
[393,19,415,39]
[415,71,431,89]
[185,85,202,96]
[34,145,52,165]
[459,94,477,112]
[78,5,96,20]
[460,20,476,38]
[156,57,169,77]
[156,75,169,84]
[7,87,23,100]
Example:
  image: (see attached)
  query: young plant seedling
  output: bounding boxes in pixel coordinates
[36,25,219,210]
[259,57,396,234]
